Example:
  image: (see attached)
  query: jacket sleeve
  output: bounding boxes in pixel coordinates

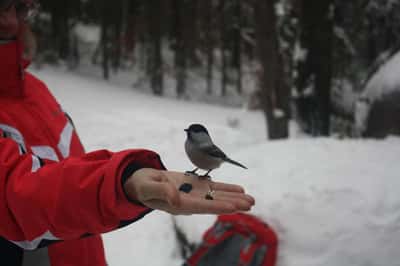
[0,133,165,250]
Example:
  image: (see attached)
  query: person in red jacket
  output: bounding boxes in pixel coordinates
[0,1,255,265]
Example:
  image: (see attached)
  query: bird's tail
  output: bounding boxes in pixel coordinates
[224,157,248,169]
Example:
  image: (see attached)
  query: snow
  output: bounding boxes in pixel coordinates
[273,108,285,119]
[73,23,101,44]
[362,50,400,102]
[293,42,308,63]
[334,26,356,56]
[354,100,370,135]
[31,66,400,266]
[177,137,400,266]
[331,78,357,116]
[355,50,400,134]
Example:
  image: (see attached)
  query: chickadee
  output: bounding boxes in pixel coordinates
[184,124,247,177]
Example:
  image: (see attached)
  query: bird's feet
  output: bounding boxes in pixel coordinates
[185,169,212,180]
[185,168,199,177]
[199,170,213,180]
[198,175,212,181]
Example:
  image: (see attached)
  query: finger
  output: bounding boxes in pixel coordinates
[209,181,245,193]
[179,194,237,214]
[185,189,254,212]
[211,191,255,205]
[210,194,253,211]
[189,189,254,206]
[145,194,248,215]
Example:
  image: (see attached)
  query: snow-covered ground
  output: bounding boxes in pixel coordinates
[33,67,400,266]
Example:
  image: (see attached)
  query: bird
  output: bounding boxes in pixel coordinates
[184,124,247,178]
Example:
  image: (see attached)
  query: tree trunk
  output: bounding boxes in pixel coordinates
[254,0,289,140]
[146,0,164,95]
[112,2,123,72]
[219,0,228,97]
[100,0,110,80]
[173,0,187,98]
[50,1,70,60]
[297,0,333,136]
[205,0,214,95]
[233,0,242,94]
[185,0,199,66]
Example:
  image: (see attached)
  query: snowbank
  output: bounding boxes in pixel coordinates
[362,51,400,102]
[356,50,400,134]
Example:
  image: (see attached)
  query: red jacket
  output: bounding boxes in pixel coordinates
[0,41,164,265]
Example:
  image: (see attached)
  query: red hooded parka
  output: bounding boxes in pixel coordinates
[0,40,163,266]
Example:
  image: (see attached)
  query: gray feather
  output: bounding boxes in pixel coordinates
[200,144,247,170]
[224,157,248,169]
[200,144,227,159]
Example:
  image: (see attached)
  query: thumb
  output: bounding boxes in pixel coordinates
[140,173,180,207]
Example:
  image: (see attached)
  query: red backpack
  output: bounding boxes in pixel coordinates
[184,213,278,266]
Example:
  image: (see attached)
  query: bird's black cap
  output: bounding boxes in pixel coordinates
[185,124,209,134]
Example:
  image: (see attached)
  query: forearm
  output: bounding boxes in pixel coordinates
[0,138,164,250]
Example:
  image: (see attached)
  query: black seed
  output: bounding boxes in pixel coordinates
[179,183,193,193]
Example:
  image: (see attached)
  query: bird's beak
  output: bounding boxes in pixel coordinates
[184,129,188,132]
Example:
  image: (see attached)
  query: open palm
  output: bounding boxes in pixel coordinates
[124,169,255,215]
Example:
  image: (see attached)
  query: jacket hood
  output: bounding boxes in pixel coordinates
[0,41,29,98]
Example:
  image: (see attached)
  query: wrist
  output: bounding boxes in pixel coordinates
[121,163,146,206]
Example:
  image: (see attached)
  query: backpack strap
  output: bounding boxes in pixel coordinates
[186,221,235,265]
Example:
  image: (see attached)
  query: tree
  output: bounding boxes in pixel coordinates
[253,0,290,140]
[172,0,187,98]
[100,0,111,80]
[201,0,216,95]
[295,0,334,136]
[232,0,243,94]
[145,0,164,95]
[219,0,228,97]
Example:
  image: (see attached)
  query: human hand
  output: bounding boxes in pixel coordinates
[123,169,255,215]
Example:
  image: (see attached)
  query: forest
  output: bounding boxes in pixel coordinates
[31,0,400,139]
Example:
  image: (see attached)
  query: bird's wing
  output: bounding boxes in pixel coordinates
[200,144,227,159]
